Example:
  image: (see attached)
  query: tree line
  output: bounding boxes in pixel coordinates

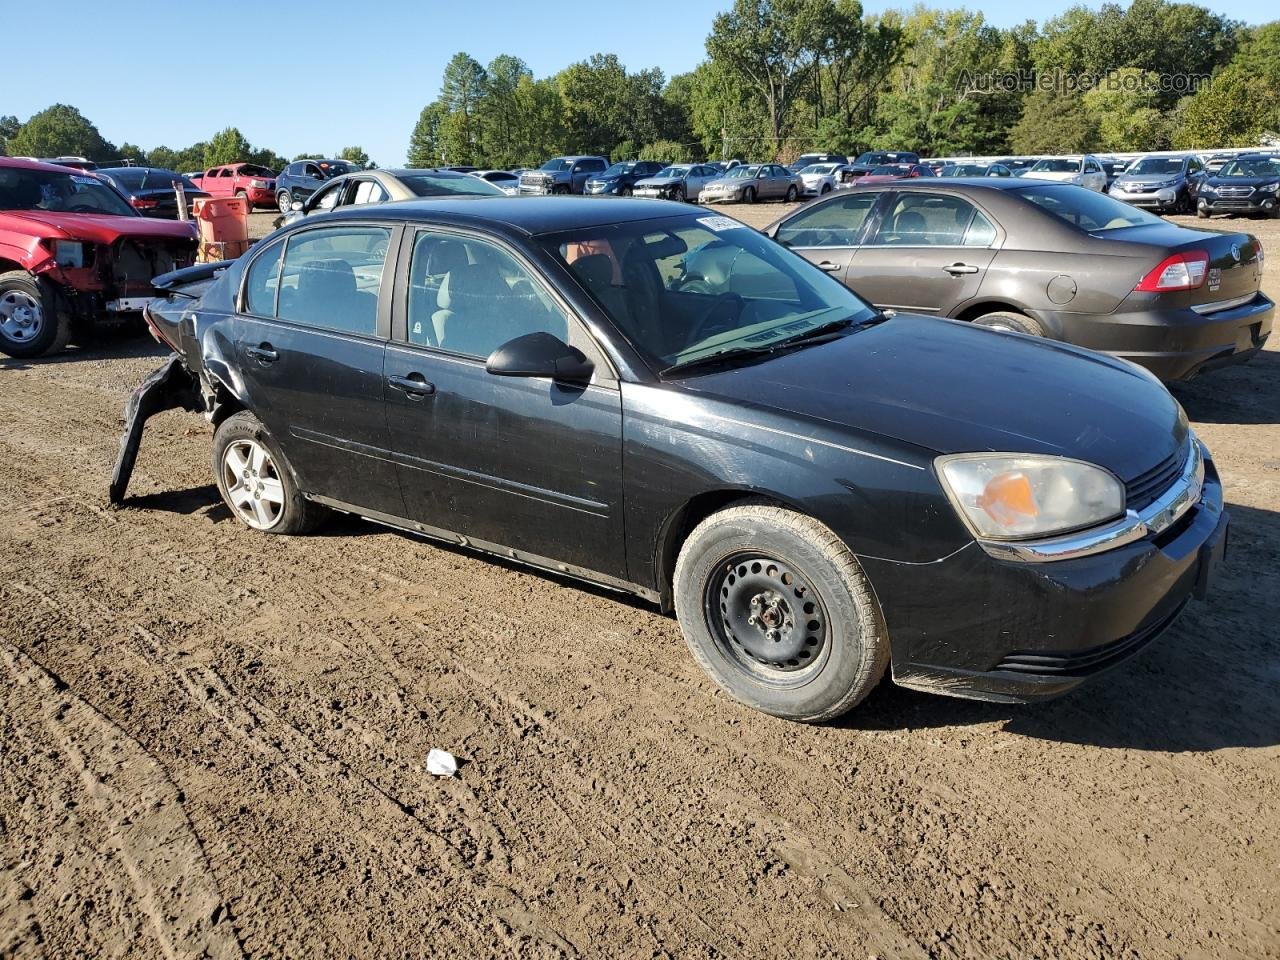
[407,0,1279,167]
[0,104,374,173]
[4,1,1277,172]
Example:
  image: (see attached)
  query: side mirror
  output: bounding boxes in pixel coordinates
[291,200,303,211]
[486,332,594,382]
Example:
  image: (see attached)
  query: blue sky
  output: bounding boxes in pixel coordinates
[5,0,1267,168]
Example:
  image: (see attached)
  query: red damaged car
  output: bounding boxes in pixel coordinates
[0,158,197,358]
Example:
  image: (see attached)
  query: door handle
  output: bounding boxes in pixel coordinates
[388,373,436,398]
[245,343,279,362]
[816,261,843,272]
[943,263,980,275]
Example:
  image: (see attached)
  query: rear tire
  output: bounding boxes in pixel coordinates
[673,502,889,722]
[972,310,1045,337]
[212,411,327,535]
[0,271,72,359]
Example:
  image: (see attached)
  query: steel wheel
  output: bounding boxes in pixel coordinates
[221,438,286,530]
[0,289,43,346]
[704,552,830,686]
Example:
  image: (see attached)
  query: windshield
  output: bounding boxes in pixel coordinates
[1030,158,1081,173]
[544,213,878,370]
[801,164,838,175]
[238,164,275,178]
[104,168,199,192]
[400,173,505,197]
[319,161,355,178]
[602,162,636,176]
[1128,158,1184,176]
[1219,157,1280,178]
[656,166,690,179]
[943,164,988,177]
[1018,183,1163,232]
[724,166,758,179]
[0,166,136,217]
[540,158,575,172]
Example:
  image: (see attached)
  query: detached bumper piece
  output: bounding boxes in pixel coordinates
[108,354,202,504]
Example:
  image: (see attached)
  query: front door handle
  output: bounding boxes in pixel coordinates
[388,373,436,398]
[943,263,980,275]
[816,261,843,272]
[245,343,279,363]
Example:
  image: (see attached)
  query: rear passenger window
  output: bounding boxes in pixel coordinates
[775,192,878,247]
[274,227,390,336]
[406,231,569,358]
[874,194,985,246]
[243,239,283,315]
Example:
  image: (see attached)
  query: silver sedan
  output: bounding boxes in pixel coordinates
[699,164,802,204]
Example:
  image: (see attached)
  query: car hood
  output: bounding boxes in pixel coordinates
[636,176,683,186]
[705,177,748,188]
[1205,176,1280,188]
[1117,173,1184,185]
[1025,170,1082,182]
[676,313,1184,482]
[0,209,197,243]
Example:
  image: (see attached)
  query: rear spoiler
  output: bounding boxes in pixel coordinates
[152,260,233,297]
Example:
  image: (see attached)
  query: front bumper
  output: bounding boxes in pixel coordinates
[1109,185,1183,208]
[699,191,740,204]
[245,187,274,205]
[1053,291,1273,381]
[864,460,1228,703]
[1198,194,1278,216]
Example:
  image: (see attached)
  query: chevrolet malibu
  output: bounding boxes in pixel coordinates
[113,197,1227,722]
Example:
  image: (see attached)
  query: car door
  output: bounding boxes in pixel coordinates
[772,190,883,281]
[1186,157,1205,199]
[383,227,626,578]
[843,191,1001,315]
[233,223,405,515]
[769,165,791,198]
[1083,158,1105,192]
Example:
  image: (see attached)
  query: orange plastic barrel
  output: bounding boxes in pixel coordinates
[192,196,249,244]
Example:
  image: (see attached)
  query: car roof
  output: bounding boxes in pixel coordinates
[318,195,693,235]
[851,178,1046,193]
[0,156,102,175]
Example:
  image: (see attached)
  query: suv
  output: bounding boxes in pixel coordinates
[848,151,920,178]
[1196,154,1280,218]
[0,157,197,357]
[189,163,277,211]
[583,160,666,195]
[1108,155,1206,214]
[519,156,608,195]
[275,159,360,214]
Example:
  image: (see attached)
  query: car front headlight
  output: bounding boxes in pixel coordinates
[1259,181,1279,194]
[935,453,1125,540]
[53,240,86,268]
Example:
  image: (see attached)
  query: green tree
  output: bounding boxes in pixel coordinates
[0,115,19,156]
[1010,87,1098,153]
[339,145,373,168]
[440,52,488,163]
[7,104,116,161]
[408,102,449,166]
[638,140,692,164]
[204,127,253,167]
[1083,68,1170,150]
[116,142,148,165]
[478,55,534,169]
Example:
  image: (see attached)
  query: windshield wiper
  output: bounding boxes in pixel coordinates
[659,344,779,378]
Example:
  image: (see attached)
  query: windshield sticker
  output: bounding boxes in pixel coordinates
[71,175,97,185]
[697,215,743,232]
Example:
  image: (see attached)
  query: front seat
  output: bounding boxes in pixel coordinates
[432,264,511,357]
[286,259,377,334]
[890,210,928,244]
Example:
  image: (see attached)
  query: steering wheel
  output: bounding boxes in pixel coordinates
[689,293,746,343]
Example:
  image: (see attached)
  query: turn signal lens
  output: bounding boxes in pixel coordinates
[936,454,1125,540]
[1135,251,1209,292]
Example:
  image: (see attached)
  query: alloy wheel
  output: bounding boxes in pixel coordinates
[278,191,292,213]
[0,289,43,345]
[221,438,286,530]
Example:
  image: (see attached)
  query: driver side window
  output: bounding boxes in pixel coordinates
[775,193,878,248]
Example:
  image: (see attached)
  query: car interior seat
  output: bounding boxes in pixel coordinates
[282,259,377,334]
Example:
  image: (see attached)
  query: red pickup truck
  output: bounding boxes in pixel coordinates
[188,163,277,211]
[0,157,197,357]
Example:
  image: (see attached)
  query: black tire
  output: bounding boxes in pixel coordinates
[972,310,1045,337]
[820,183,832,195]
[277,190,293,214]
[673,503,889,722]
[620,185,632,197]
[0,270,72,359]
[1196,207,1210,219]
[671,186,687,203]
[235,190,251,214]
[744,187,757,204]
[211,411,326,535]
[784,185,798,202]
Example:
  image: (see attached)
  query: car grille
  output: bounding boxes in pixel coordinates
[1125,443,1190,512]
[1216,186,1253,198]
[993,599,1187,676]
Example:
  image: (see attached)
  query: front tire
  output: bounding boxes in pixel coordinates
[673,503,889,722]
[744,187,757,204]
[235,189,251,213]
[212,411,326,535]
[784,185,798,202]
[972,310,1045,337]
[0,271,71,358]
[277,190,293,214]
[1196,206,1210,219]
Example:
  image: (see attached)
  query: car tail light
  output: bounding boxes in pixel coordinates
[1135,250,1209,292]
[131,196,159,209]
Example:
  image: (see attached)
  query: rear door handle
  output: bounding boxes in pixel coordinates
[245,343,279,363]
[943,263,980,275]
[388,373,436,398]
[816,261,843,272]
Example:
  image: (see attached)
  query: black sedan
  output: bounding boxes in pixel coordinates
[766,179,1272,381]
[96,167,210,217]
[113,197,1227,722]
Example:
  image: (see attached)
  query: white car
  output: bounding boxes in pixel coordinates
[1024,155,1108,192]
[471,170,521,196]
[796,163,848,196]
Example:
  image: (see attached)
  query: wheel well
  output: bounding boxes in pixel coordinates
[0,257,26,275]
[953,301,1027,323]
[656,490,775,613]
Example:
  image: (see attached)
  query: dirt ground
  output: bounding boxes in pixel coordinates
[1,204,1277,960]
